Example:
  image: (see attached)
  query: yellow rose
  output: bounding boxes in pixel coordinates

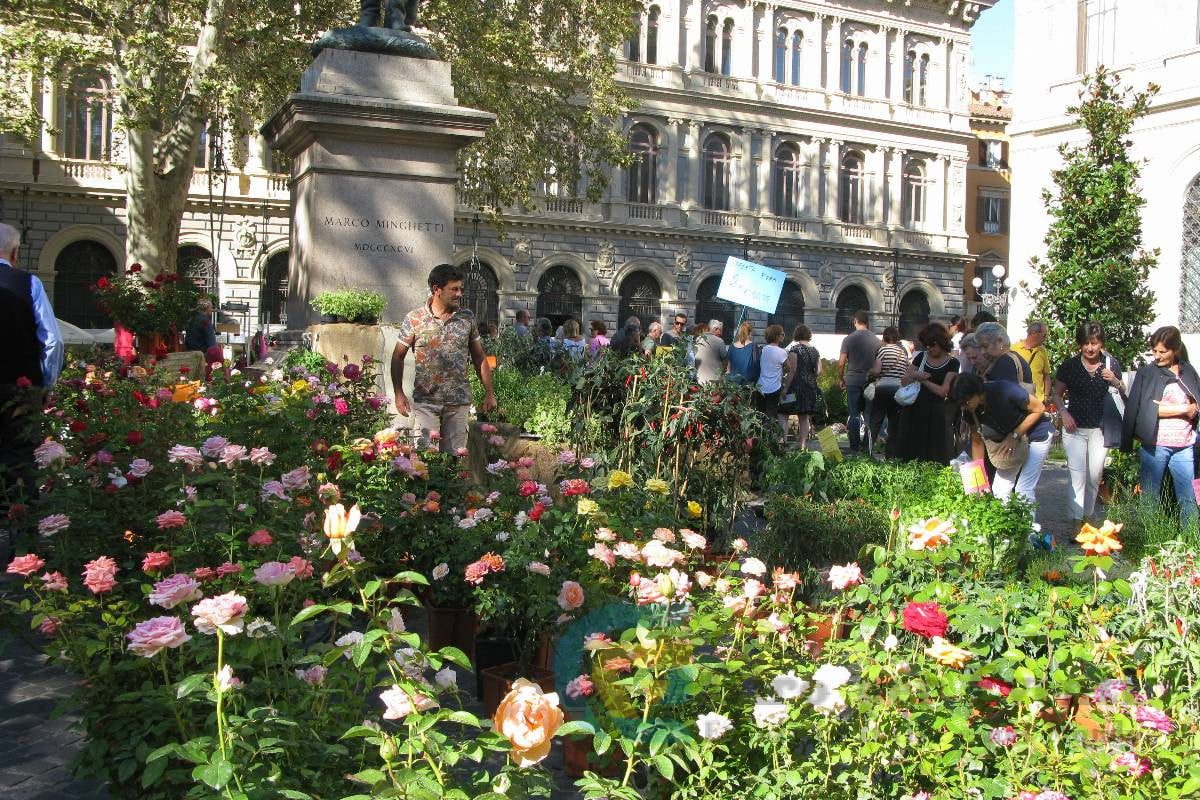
[607,470,634,490]
[924,636,972,669]
[374,428,401,446]
[645,478,670,495]
[577,498,600,516]
[493,678,564,767]
[290,379,310,392]
[686,501,702,518]
[323,503,361,555]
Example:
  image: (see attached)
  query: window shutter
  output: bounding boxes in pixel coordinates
[976,195,986,232]
[978,140,987,166]
[1000,199,1010,234]
[1001,141,1010,168]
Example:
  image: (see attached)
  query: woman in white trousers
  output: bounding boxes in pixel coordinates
[1050,321,1125,526]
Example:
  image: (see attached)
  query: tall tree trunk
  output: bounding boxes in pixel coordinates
[125,128,197,277]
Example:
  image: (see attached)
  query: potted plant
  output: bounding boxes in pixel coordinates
[92,263,204,354]
[310,289,387,324]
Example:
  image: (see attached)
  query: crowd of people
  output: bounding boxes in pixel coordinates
[832,309,1200,541]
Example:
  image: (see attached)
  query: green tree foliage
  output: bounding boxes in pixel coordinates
[1025,67,1158,369]
[0,0,639,274]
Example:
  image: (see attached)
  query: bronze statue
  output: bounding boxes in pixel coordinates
[359,0,419,31]
[313,0,436,58]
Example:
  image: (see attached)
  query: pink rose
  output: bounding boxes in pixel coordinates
[201,436,230,458]
[731,538,749,553]
[247,529,274,547]
[1112,752,1150,778]
[1133,705,1173,733]
[191,592,249,635]
[679,529,706,550]
[565,674,595,699]
[253,561,296,587]
[249,447,276,466]
[294,665,327,685]
[740,557,767,577]
[7,553,46,576]
[141,551,172,574]
[588,543,616,568]
[641,540,684,569]
[156,510,187,529]
[220,444,248,467]
[380,685,438,719]
[82,556,118,594]
[193,567,217,582]
[281,466,311,491]
[128,458,153,478]
[614,542,641,562]
[557,580,585,610]
[288,556,314,579]
[39,616,61,636]
[652,527,676,543]
[167,445,204,469]
[38,514,71,535]
[127,616,192,657]
[41,571,68,592]
[828,563,863,591]
[527,562,552,576]
[216,561,243,577]
[150,573,203,609]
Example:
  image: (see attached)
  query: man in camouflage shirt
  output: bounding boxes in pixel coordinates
[391,263,496,451]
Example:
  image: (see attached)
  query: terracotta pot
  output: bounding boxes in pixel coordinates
[424,604,477,658]
[473,636,517,696]
[1041,695,1105,741]
[804,609,850,656]
[479,662,555,718]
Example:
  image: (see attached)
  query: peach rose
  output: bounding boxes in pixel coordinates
[493,678,564,767]
[557,580,585,610]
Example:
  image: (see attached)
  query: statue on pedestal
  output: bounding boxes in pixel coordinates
[313,0,437,59]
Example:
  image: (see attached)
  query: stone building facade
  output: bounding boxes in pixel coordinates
[0,0,993,345]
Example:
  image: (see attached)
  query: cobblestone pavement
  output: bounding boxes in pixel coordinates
[0,464,1078,800]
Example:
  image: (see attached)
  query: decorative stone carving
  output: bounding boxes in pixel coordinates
[881,263,896,299]
[596,241,616,280]
[675,246,692,275]
[234,220,259,257]
[818,260,835,307]
[513,236,532,265]
[951,163,966,227]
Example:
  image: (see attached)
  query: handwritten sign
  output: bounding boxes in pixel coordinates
[960,460,991,495]
[716,257,786,314]
[815,427,843,463]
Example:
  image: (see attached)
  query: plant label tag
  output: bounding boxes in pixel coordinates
[1192,478,1200,502]
[816,427,842,463]
[960,459,990,495]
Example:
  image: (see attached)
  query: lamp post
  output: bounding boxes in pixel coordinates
[972,263,1008,317]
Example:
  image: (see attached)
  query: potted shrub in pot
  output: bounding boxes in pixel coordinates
[310,288,387,324]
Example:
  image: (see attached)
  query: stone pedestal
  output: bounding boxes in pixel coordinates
[263,49,495,328]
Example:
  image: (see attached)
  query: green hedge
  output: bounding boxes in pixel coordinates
[472,368,572,444]
[758,496,890,571]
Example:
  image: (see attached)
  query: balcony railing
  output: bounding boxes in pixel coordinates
[701,210,739,227]
[61,159,118,180]
[268,174,289,192]
[626,203,663,220]
[545,197,584,214]
[772,217,808,233]
[982,220,1002,234]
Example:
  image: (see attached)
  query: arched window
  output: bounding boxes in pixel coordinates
[834,285,870,334]
[918,54,930,106]
[627,14,641,62]
[839,151,865,224]
[702,133,732,211]
[721,19,734,76]
[790,32,803,85]
[704,16,718,73]
[695,275,736,341]
[774,28,787,82]
[261,250,289,325]
[646,6,659,65]
[177,245,218,298]
[535,265,583,331]
[903,49,916,104]
[769,281,805,336]
[856,42,868,96]
[840,39,854,93]
[53,240,116,329]
[898,289,930,342]
[617,271,662,333]
[902,160,926,227]
[1180,174,1200,331]
[627,124,658,204]
[462,257,500,330]
[772,143,803,218]
[61,73,112,162]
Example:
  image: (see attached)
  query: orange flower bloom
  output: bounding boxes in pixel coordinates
[906,518,955,551]
[603,657,632,673]
[925,636,972,668]
[1076,521,1123,556]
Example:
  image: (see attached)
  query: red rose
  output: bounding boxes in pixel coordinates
[96,276,110,289]
[326,451,342,471]
[518,480,539,497]
[901,601,949,639]
[125,431,143,446]
[129,263,142,272]
[528,502,546,522]
[360,449,376,463]
[69,420,87,433]
[16,376,32,388]
[977,677,1012,697]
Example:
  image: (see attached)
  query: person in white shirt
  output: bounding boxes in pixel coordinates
[756,324,795,434]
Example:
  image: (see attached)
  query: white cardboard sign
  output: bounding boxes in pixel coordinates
[715,256,786,314]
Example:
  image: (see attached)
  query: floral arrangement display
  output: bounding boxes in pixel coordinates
[92,263,205,336]
[3,345,1200,800]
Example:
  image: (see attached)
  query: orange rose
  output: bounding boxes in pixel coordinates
[557,580,585,610]
[906,517,955,551]
[493,678,563,767]
[1076,520,1123,556]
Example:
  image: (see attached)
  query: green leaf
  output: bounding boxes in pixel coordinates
[391,570,430,586]
[593,728,612,755]
[340,726,383,741]
[361,578,382,599]
[555,720,596,737]
[438,646,472,671]
[192,757,234,790]
[289,603,328,627]
[175,673,209,699]
[140,756,167,789]
[652,754,675,780]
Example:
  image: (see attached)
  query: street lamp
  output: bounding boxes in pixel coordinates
[972,263,1008,316]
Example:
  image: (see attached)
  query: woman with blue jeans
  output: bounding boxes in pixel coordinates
[1121,326,1200,528]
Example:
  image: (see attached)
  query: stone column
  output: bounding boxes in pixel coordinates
[887,147,904,227]
[39,75,56,154]
[932,37,948,109]
[824,139,841,221]
[659,0,680,67]
[805,138,821,218]
[755,129,773,213]
[888,27,904,102]
[755,2,775,82]
[263,49,494,328]
[686,122,703,207]
[868,147,885,223]
[246,133,269,174]
[737,127,754,210]
[822,16,841,91]
[931,155,948,232]
[686,0,703,70]
[663,117,682,204]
